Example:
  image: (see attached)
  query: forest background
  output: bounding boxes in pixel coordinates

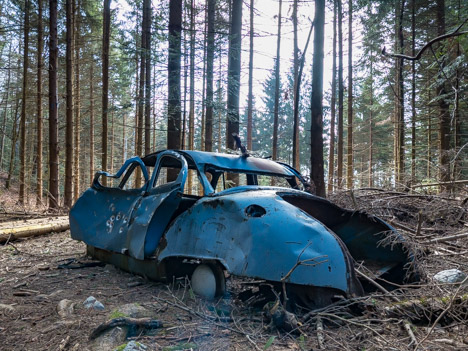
[0,0,466,209]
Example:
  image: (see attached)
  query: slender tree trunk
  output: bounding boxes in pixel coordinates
[167,0,182,151]
[144,0,151,155]
[200,11,207,151]
[19,0,30,205]
[346,0,353,189]
[453,0,461,181]
[247,0,254,151]
[64,0,74,208]
[73,0,81,201]
[369,46,374,188]
[310,0,325,197]
[36,0,43,204]
[411,0,416,186]
[204,0,215,152]
[226,0,242,151]
[110,99,114,172]
[49,0,59,208]
[327,0,337,193]
[187,0,195,191]
[336,0,344,188]
[89,61,94,184]
[182,17,188,150]
[1,42,12,171]
[272,0,282,161]
[292,0,299,170]
[135,0,146,187]
[102,0,110,178]
[6,91,20,190]
[435,0,450,190]
[394,0,405,188]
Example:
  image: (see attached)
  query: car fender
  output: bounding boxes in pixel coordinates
[157,190,360,296]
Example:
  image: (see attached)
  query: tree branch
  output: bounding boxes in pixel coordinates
[382,18,468,61]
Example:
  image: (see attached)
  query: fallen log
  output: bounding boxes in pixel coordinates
[0,217,69,243]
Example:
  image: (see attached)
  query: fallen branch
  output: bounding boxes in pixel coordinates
[411,179,468,189]
[89,317,163,340]
[425,232,468,244]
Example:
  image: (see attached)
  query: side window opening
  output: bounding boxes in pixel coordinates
[153,156,183,188]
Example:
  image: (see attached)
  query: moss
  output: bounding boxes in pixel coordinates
[114,343,128,351]
[162,342,198,351]
[109,309,128,319]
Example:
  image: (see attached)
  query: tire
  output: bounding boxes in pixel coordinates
[191,263,226,299]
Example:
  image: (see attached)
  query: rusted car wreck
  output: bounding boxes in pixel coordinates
[70,150,416,308]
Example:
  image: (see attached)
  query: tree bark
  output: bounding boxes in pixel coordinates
[36,0,43,205]
[272,0,282,161]
[226,0,242,151]
[292,0,299,170]
[89,60,95,184]
[247,0,254,151]
[64,0,74,208]
[102,0,110,181]
[336,0,344,188]
[436,0,450,190]
[73,0,81,202]
[346,0,353,189]
[19,0,30,205]
[167,0,182,151]
[411,0,416,186]
[310,0,325,197]
[48,0,59,208]
[204,0,215,152]
[144,0,151,155]
[327,0,337,193]
[0,42,12,171]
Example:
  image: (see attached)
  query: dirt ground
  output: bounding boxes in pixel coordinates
[1,188,468,351]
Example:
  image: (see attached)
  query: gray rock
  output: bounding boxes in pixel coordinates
[119,341,147,351]
[57,299,75,318]
[115,303,153,319]
[433,269,467,284]
[84,296,105,310]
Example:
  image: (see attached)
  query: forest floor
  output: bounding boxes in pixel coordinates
[0,180,468,350]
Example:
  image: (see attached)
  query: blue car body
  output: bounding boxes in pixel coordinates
[70,150,414,302]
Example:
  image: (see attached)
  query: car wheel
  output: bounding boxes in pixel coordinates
[191,263,226,300]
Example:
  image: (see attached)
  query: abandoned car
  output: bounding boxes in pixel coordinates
[70,149,416,308]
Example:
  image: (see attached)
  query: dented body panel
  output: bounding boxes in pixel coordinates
[70,150,414,299]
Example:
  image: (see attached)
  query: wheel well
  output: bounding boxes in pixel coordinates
[162,256,227,280]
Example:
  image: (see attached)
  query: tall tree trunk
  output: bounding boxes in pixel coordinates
[200,9,207,151]
[247,0,254,151]
[336,0,344,188]
[6,87,20,190]
[272,0,282,161]
[187,0,195,191]
[102,0,110,179]
[327,0,337,193]
[36,0,43,204]
[435,0,450,190]
[369,44,374,188]
[64,0,74,208]
[73,0,81,201]
[204,0,215,152]
[144,0,151,155]
[89,60,94,184]
[135,0,146,186]
[346,0,353,189]
[310,0,325,197]
[19,0,30,205]
[49,0,59,208]
[0,42,12,171]
[411,0,416,186]
[292,0,299,170]
[226,0,242,151]
[167,0,182,152]
[394,0,405,188]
